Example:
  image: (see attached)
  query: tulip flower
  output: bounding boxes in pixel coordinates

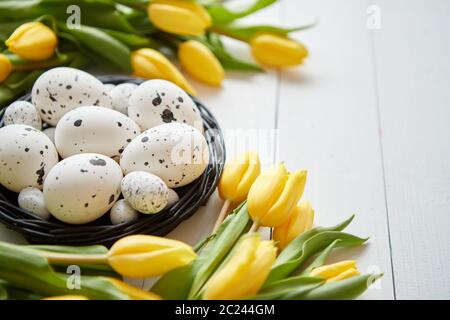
[204,234,277,300]
[247,163,307,228]
[273,201,314,250]
[251,34,308,68]
[41,235,197,279]
[107,235,197,278]
[0,54,12,83]
[148,0,211,36]
[310,260,360,283]
[5,22,58,61]
[179,40,225,86]
[131,48,196,95]
[212,152,261,232]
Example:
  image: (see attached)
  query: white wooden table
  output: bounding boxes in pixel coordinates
[1,0,449,300]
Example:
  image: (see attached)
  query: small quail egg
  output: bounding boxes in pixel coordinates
[103,83,116,93]
[120,123,209,188]
[110,199,139,225]
[167,189,180,207]
[42,127,56,144]
[121,171,169,214]
[3,101,42,130]
[127,80,203,132]
[32,67,112,126]
[18,187,50,220]
[55,106,140,158]
[0,124,59,192]
[108,83,137,114]
[44,153,123,224]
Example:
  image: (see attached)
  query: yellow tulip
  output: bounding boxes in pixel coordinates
[310,260,360,283]
[43,295,89,300]
[273,201,314,250]
[106,278,161,300]
[6,22,58,61]
[148,0,211,36]
[179,40,225,86]
[219,152,261,203]
[204,234,277,300]
[0,54,12,83]
[131,48,196,95]
[247,164,307,227]
[251,34,308,68]
[107,235,197,278]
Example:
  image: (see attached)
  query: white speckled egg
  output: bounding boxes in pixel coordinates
[110,199,138,225]
[120,123,209,188]
[43,153,123,224]
[55,106,141,159]
[103,83,116,93]
[167,188,180,207]
[109,83,137,114]
[127,80,203,132]
[0,124,59,192]
[42,127,56,144]
[32,67,112,126]
[18,187,50,220]
[121,171,168,214]
[3,101,42,130]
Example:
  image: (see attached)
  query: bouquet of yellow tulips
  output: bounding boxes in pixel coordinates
[0,0,313,107]
[0,152,381,300]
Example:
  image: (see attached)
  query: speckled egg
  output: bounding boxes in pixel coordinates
[110,199,138,225]
[103,83,116,93]
[3,101,42,130]
[121,171,169,214]
[43,153,123,224]
[42,127,56,144]
[167,188,180,207]
[55,106,141,159]
[32,67,112,126]
[18,187,50,220]
[127,80,203,132]
[109,83,137,114]
[0,124,59,192]
[120,123,209,188]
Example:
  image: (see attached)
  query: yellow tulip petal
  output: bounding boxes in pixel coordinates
[179,40,224,86]
[149,4,207,36]
[107,278,161,300]
[260,170,307,227]
[153,0,212,27]
[248,163,288,224]
[284,201,314,248]
[310,260,357,279]
[0,54,12,83]
[326,268,360,283]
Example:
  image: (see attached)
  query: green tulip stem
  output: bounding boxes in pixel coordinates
[40,252,109,265]
[249,221,260,233]
[212,199,231,234]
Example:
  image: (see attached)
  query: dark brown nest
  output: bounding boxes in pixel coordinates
[0,76,225,246]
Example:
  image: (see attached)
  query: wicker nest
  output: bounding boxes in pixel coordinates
[0,76,225,246]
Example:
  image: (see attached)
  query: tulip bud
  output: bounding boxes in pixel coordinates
[179,40,225,86]
[273,201,314,250]
[247,164,307,227]
[6,22,58,61]
[0,54,12,83]
[310,260,360,283]
[204,234,277,300]
[251,34,308,68]
[43,295,89,300]
[107,235,197,278]
[219,152,261,203]
[106,278,161,300]
[131,48,196,95]
[148,0,211,36]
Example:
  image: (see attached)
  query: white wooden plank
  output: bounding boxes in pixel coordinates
[277,0,395,299]
[373,0,450,299]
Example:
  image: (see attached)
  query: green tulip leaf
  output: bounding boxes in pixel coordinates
[0,282,7,300]
[293,273,384,300]
[208,0,278,25]
[248,276,324,300]
[299,239,341,276]
[215,22,317,42]
[0,70,43,109]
